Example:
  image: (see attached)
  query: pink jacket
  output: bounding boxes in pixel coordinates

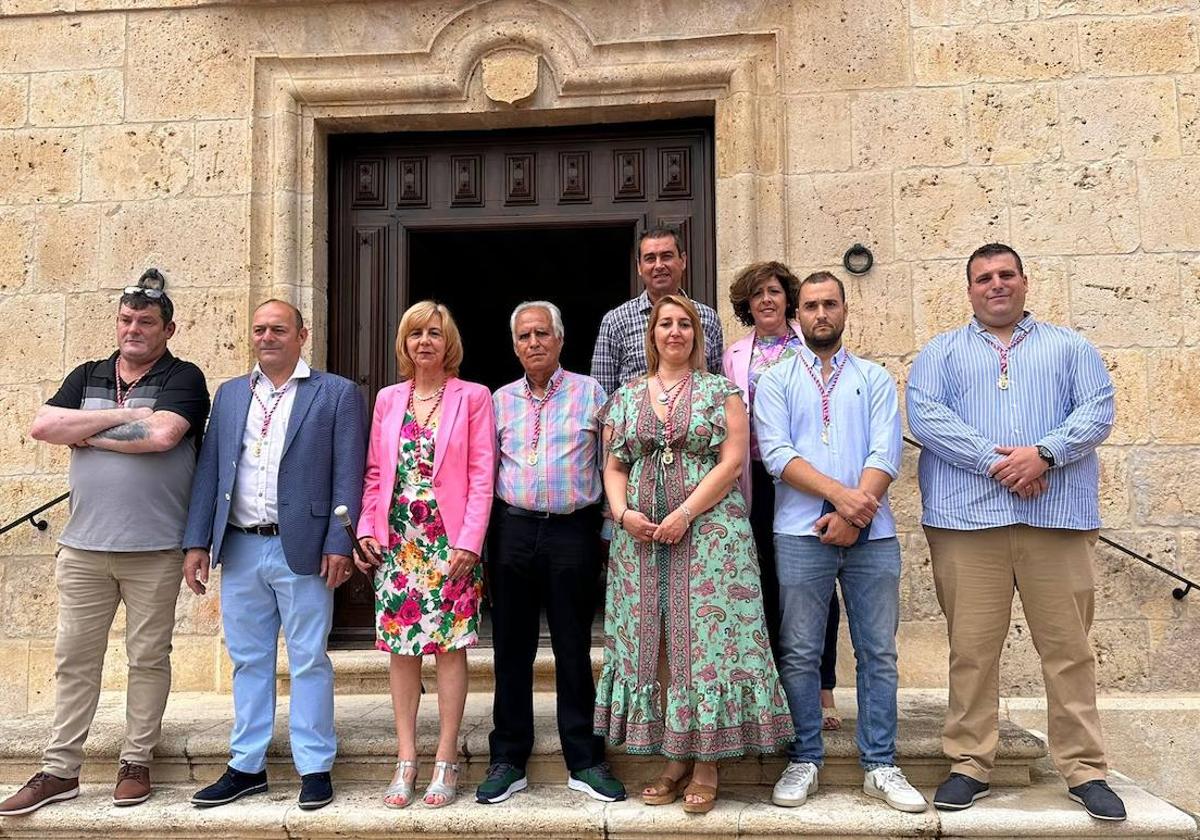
[721,323,805,507]
[357,378,496,557]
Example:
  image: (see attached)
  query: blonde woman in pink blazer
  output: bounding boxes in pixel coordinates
[722,263,843,731]
[356,301,496,809]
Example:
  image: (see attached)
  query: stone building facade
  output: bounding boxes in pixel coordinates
[0,0,1197,801]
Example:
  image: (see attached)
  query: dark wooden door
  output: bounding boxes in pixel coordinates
[327,118,715,645]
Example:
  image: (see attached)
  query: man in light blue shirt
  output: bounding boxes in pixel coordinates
[907,243,1123,822]
[754,271,925,814]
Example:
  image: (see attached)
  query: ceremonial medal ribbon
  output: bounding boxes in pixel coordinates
[523,373,562,467]
[982,328,1030,390]
[250,373,291,458]
[800,356,844,445]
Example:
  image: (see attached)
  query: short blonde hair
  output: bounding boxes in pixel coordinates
[395,300,463,380]
[644,294,705,376]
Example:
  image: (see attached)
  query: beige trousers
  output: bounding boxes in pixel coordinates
[925,525,1108,788]
[41,546,182,778]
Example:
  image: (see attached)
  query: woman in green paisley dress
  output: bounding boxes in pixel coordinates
[595,294,793,814]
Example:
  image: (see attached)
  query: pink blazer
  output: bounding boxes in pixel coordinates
[357,378,496,557]
[721,322,805,506]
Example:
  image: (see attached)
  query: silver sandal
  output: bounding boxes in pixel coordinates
[423,760,459,808]
[383,759,419,809]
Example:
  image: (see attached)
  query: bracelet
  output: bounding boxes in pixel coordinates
[680,503,693,526]
[617,508,629,528]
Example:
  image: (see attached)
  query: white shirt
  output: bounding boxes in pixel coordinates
[229,359,311,527]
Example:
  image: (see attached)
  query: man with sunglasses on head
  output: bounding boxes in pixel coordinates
[1,271,209,817]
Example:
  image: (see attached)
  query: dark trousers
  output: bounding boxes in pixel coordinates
[486,502,605,772]
[750,458,840,690]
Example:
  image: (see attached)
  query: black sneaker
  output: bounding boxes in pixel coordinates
[298,772,334,811]
[475,762,527,804]
[567,762,626,802]
[1068,779,1127,821]
[190,766,268,808]
[933,772,990,811]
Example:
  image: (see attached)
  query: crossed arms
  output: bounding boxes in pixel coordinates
[30,404,190,454]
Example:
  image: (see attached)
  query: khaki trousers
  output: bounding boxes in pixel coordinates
[42,546,182,778]
[926,525,1107,788]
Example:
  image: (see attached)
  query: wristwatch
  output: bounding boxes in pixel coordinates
[1036,445,1055,468]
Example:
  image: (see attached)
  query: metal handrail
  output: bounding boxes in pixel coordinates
[903,435,1194,600]
[0,491,68,537]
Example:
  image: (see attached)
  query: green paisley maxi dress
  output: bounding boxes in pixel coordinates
[593,371,794,760]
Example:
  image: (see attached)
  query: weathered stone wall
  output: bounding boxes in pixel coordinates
[0,0,1196,723]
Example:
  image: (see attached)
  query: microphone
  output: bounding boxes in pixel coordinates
[334,504,378,569]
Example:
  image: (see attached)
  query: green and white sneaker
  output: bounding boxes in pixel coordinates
[475,762,527,804]
[567,762,626,802]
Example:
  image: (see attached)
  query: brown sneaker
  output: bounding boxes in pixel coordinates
[113,760,152,807]
[0,772,79,816]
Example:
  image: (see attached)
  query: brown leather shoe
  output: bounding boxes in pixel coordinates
[0,772,79,816]
[113,760,152,807]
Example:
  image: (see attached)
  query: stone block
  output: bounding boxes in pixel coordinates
[62,291,118,371]
[170,636,219,692]
[195,119,251,197]
[125,10,268,121]
[173,576,222,636]
[1147,618,1200,692]
[1044,0,1199,14]
[33,203,101,292]
[912,21,1077,85]
[1132,447,1200,526]
[0,386,42,476]
[0,129,82,205]
[997,618,1047,696]
[716,174,785,272]
[1070,254,1182,347]
[1148,347,1200,444]
[901,530,945,622]
[784,0,911,92]
[26,638,54,712]
[891,458,924,534]
[910,0,1037,26]
[1009,161,1139,255]
[844,264,913,357]
[784,93,851,174]
[0,556,57,638]
[1187,256,1200,346]
[894,168,1008,260]
[1094,530,1181,621]
[1098,446,1132,530]
[0,207,33,292]
[1062,77,1180,163]
[0,74,27,128]
[784,171,894,266]
[82,124,194,202]
[1091,619,1152,692]
[716,94,780,177]
[0,293,64,385]
[0,640,30,717]
[912,259,970,345]
[966,83,1060,165]
[168,288,251,381]
[0,14,125,74]
[851,88,965,168]
[1100,350,1150,446]
[0,478,66,557]
[896,620,949,688]
[98,196,249,290]
[28,69,123,128]
[1080,16,1199,77]
[1182,73,1200,156]
[1139,159,1200,251]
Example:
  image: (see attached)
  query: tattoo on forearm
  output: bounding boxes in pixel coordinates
[93,420,150,442]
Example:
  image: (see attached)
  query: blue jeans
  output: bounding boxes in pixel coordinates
[775,534,900,769]
[220,530,336,775]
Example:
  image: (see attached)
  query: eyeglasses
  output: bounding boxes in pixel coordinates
[122,286,167,299]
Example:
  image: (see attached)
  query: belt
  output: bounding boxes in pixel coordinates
[230,523,280,536]
[504,504,581,520]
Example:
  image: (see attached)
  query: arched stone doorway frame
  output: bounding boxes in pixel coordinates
[247,0,783,364]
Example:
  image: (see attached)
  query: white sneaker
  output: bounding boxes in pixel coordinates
[772,761,819,808]
[864,766,927,813]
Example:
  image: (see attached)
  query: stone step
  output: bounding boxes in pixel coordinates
[0,690,1046,789]
[0,777,1194,839]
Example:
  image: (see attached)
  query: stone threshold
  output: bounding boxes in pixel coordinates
[0,778,1194,839]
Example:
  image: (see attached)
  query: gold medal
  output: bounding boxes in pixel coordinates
[820,427,830,445]
[526,452,538,466]
[998,374,1010,390]
[252,440,262,457]
[662,449,675,466]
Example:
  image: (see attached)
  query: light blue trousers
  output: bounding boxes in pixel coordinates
[219,531,335,775]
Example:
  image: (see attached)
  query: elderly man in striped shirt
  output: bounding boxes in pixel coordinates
[476,301,625,806]
[907,242,1124,822]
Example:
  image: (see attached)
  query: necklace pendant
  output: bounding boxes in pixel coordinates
[252,440,262,458]
[820,427,830,445]
[998,374,1010,390]
[657,391,669,404]
[526,452,538,467]
[662,449,675,466]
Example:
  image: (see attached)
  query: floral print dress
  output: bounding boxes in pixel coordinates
[374,408,482,656]
[593,371,794,760]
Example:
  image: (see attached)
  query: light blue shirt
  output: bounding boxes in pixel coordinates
[754,345,902,539]
[906,314,1114,531]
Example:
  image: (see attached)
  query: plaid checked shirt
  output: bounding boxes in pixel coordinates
[589,290,725,396]
[493,367,607,514]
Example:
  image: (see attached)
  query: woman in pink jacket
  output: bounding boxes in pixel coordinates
[356,300,496,809]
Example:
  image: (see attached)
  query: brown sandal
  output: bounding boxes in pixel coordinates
[821,703,842,731]
[642,774,689,806]
[681,780,718,814]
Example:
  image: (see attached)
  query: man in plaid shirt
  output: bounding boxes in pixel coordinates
[590,227,724,395]
[476,301,625,806]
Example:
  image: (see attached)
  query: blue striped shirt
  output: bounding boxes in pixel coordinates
[906,315,1114,531]
[754,345,903,539]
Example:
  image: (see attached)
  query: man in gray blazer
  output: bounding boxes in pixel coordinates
[182,299,366,811]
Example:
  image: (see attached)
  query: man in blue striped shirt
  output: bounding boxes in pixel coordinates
[907,243,1124,821]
